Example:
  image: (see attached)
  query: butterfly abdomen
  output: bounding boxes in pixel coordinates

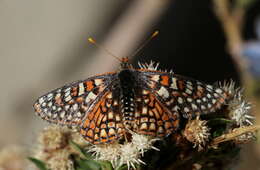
[118,69,136,129]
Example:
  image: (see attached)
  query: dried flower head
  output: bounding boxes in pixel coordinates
[183,117,210,151]
[34,125,86,170]
[0,146,28,170]
[227,89,254,126]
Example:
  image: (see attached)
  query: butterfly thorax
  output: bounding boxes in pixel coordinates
[118,68,136,129]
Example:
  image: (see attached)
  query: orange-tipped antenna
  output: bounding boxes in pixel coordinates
[88,37,121,62]
[130,30,159,58]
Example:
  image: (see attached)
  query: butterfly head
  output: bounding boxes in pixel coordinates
[120,57,132,70]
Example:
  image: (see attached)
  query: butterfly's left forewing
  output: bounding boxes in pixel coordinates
[33,73,117,126]
[137,69,230,118]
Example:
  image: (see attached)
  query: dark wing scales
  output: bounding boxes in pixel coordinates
[80,91,125,144]
[133,89,180,137]
[137,70,230,118]
[33,73,116,126]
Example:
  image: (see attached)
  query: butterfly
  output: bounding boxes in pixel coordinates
[33,57,230,144]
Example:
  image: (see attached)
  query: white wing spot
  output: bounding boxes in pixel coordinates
[76,112,82,117]
[191,103,198,110]
[47,94,53,101]
[142,107,148,114]
[64,95,72,102]
[207,94,212,98]
[73,104,78,111]
[65,105,70,110]
[184,107,190,112]
[214,93,219,97]
[207,85,213,90]
[78,83,85,96]
[216,88,223,93]
[151,75,160,82]
[171,77,178,90]
[178,97,183,104]
[142,90,149,95]
[48,102,53,107]
[157,86,169,99]
[60,111,66,118]
[187,98,193,102]
[64,87,71,92]
[94,79,103,85]
[39,97,45,104]
[196,99,201,103]
[185,88,193,95]
[172,105,180,111]
[85,92,97,103]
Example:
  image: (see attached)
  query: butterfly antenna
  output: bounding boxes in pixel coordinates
[130,30,159,58]
[88,37,121,62]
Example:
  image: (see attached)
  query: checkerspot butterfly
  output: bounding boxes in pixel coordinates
[34,57,230,144]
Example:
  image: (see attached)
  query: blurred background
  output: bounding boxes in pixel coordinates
[0,0,260,169]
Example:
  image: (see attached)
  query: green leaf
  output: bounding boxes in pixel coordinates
[76,159,102,170]
[208,118,233,126]
[28,157,48,170]
[69,140,92,159]
[97,160,113,170]
[116,164,128,170]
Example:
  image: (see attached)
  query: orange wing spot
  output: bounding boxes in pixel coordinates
[160,75,169,86]
[108,122,115,128]
[108,128,116,136]
[101,124,107,129]
[155,102,163,115]
[152,108,160,119]
[80,129,86,136]
[173,119,179,128]
[76,97,84,103]
[71,87,78,96]
[83,119,90,128]
[101,138,108,143]
[148,95,155,107]
[95,128,100,133]
[89,121,96,129]
[34,103,41,113]
[164,121,172,129]
[85,81,94,91]
[96,113,104,126]
[93,107,101,121]
[162,113,169,121]
[68,100,75,105]
[94,134,99,141]
[86,129,94,138]
[100,129,108,138]
[87,111,95,120]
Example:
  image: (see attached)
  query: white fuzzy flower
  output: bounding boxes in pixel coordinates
[88,143,121,168]
[87,133,159,169]
[131,132,160,156]
[228,90,254,126]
